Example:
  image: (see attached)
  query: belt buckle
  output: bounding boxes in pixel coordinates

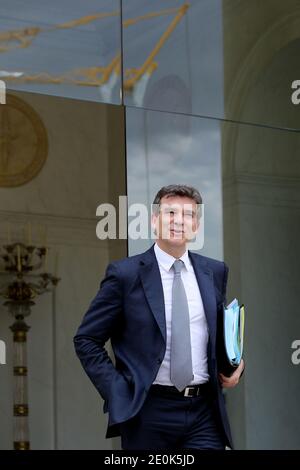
[183,386,194,397]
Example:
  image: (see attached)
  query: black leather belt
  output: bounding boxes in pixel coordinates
[150,382,210,398]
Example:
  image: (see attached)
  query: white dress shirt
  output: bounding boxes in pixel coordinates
[153,243,209,385]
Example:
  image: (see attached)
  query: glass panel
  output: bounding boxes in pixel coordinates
[126,107,300,449]
[0,0,122,104]
[122,0,300,129]
[122,0,223,118]
[223,0,300,131]
[222,118,300,449]
[126,106,223,259]
[0,91,126,449]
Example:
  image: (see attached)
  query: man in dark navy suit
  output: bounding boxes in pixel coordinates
[74,184,244,449]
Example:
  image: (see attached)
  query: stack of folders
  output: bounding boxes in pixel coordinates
[218,298,245,376]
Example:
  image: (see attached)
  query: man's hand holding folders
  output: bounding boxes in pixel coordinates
[217,298,245,388]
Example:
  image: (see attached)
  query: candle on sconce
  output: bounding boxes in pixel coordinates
[38,224,42,246]
[38,224,47,247]
[7,222,12,245]
[44,247,48,272]
[43,226,48,247]
[27,222,32,246]
[54,251,59,277]
[17,245,22,272]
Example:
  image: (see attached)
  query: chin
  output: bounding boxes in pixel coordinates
[167,237,186,246]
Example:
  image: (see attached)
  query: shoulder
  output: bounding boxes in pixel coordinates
[189,251,229,298]
[105,249,150,280]
[189,250,228,274]
[109,251,145,270]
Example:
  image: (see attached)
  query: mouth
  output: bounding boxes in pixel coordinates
[170,229,184,235]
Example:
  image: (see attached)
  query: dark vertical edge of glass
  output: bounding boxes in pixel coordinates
[120,0,124,106]
[123,105,128,258]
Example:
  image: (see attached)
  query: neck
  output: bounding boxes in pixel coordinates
[156,240,187,259]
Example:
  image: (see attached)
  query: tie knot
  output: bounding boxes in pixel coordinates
[173,259,184,274]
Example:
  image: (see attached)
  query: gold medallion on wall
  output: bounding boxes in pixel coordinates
[0,94,48,187]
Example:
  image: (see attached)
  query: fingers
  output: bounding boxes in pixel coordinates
[219,372,239,388]
[218,359,245,388]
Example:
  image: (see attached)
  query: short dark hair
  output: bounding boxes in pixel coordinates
[152,184,202,216]
[153,184,202,205]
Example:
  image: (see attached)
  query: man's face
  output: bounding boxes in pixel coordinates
[152,195,200,249]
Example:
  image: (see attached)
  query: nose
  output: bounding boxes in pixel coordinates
[173,212,184,226]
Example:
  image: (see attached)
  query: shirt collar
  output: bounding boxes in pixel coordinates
[154,243,192,273]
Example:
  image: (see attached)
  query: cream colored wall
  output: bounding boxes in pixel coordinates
[0,91,126,449]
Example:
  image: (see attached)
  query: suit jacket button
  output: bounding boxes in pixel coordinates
[157,358,162,364]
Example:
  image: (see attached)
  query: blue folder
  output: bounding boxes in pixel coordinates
[217,298,245,376]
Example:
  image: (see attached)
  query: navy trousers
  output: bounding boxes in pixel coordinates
[119,385,226,450]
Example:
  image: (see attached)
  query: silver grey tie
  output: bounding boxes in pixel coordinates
[170,259,194,391]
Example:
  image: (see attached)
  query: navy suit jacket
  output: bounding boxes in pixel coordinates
[74,244,233,448]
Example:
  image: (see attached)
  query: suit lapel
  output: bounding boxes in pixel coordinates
[189,251,217,358]
[139,245,166,342]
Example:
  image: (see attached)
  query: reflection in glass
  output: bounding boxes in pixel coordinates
[223,0,300,130]
[126,106,300,449]
[126,107,223,259]
[0,92,127,449]
[122,0,300,129]
[223,120,300,449]
[122,0,223,116]
[0,0,122,104]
